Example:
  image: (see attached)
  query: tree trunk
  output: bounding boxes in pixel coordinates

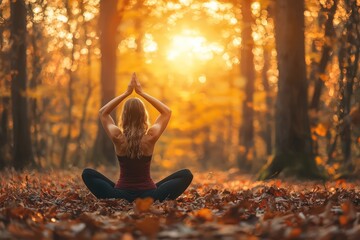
[72,0,93,165]
[200,126,211,170]
[258,0,321,180]
[10,0,35,170]
[91,0,127,165]
[60,2,76,168]
[0,5,10,169]
[310,0,338,111]
[238,0,255,171]
[0,97,10,169]
[28,3,43,166]
[338,0,359,169]
[261,47,272,156]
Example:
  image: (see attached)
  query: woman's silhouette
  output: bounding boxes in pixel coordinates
[82,73,193,202]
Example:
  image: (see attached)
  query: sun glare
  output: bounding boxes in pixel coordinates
[167,29,223,63]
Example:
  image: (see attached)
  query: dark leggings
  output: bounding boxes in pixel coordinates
[82,168,193,202]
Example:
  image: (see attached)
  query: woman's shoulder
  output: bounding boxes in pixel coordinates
[113,132,126,143]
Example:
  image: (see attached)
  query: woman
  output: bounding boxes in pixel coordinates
[82,73,193,202]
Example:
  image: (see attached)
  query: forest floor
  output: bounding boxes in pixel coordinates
[1,168,360,240]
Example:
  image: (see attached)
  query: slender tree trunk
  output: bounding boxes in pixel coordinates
[61,2,76,168]
[310,0,338,111]
[261,47,272,156]
[92,0,129,165]
[0,5,9,169]
[28,3,43,165]
[0,97,10,169]
[10,0,35,170]
[338,0,360,168]
[259,0,321,180]
[200,126,211,170]
[73,0,93,165]
[135,0,144,54]
[238,0,255,171]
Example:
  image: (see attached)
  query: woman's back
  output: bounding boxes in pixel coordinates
[113,133,155,157]
[115,154,156,190]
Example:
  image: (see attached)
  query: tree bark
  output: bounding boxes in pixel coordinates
[91,0,118,165]
[10,0,35,170]
[0,97,10,169]
[60,1,76,168]
[0,5,10,169]
[238,0,255,171]
[28,3,43,165]
[338,0,359,168]
[261,47,272,156]
[72,0,93,165]
[92,0,129,165]
[310,0,338,111]
[259,0,321,180]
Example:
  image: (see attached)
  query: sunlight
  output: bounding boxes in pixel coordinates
[198,74,207,83]
[251,1,261,14]
[203,0,220,11]
[166,29,223,63]
[143,34,158,53]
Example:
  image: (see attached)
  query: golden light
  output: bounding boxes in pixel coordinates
[56,15,68,23]
[198,75,207,83]
[143,34,158,53]
[204,1,220,11]
[167,29,223,63]
[83,11,95,21]
[179,0,192,6]
[232,37,241,47]
[251,2,261,14]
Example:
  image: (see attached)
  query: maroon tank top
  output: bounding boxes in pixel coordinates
[115,155,156,190]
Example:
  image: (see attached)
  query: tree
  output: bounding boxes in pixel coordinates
[0,3,11,169]
[10,0,35,170]
[91,0,130,164]
[237,0,255,171]
[259,0,321,179]
[60,0,77,168]
[72,0,95,165]
[310,0,338,111]
[337,0,359,170]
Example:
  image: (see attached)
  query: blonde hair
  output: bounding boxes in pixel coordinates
[119,98,150,159]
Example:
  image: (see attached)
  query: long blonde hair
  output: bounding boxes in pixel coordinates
[119,98,150,159]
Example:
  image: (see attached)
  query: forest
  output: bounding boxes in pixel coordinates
[1,0,360,239]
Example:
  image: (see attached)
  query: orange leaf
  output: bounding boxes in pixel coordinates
[319,74,329,82]
[339,215,348,226]
[196,208,213,221]
[134,197,154,213]
[314,123,327,137]
[289,228,302,238]
[135,217,160,237]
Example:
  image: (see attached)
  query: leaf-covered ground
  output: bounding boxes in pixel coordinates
[1,169,360,239]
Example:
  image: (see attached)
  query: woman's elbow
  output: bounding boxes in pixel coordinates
[98,108,107,117]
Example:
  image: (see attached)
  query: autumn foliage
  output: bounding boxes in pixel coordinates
[1,169,360,239]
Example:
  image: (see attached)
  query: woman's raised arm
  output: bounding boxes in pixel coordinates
[99,74,135,141]
[134,73,171,142]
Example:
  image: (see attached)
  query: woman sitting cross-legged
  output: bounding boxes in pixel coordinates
[82,73,193,202]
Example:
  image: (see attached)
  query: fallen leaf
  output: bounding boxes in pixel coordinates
[134,197,154,213]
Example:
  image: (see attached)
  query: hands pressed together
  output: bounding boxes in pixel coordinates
[126,72,143,95]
